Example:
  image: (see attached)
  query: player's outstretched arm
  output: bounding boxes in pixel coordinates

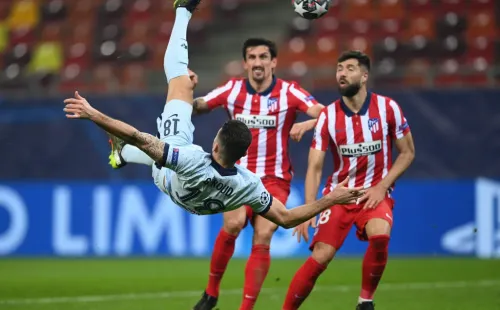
[262,177,364,229]
[63,91,166,163]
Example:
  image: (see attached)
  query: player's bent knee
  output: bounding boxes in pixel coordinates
[166,76,194,104]
[252,224,277,245]
[223,212,246,236]
[311,242,337,265]
[365,218,392,238]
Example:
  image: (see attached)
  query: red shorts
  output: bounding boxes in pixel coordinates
[245,176,291,226]
[310,196,394,251]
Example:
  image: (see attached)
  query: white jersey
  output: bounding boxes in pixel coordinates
[153,144,273,215]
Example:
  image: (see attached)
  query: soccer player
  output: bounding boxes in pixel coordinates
[282,51,415,310]
[190,38,325,310]
[62,2,363,234]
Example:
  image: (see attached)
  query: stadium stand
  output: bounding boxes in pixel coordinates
[0,0,498,94]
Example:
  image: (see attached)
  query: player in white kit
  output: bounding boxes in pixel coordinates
[62,0,364,227]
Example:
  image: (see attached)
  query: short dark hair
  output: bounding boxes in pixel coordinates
[218,120,252,164]
[337,50,371,72]
[242,38,278,60]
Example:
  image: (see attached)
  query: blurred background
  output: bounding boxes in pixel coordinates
[0,0,499,309]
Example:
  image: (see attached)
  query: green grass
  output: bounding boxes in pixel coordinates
[0,258,499,309]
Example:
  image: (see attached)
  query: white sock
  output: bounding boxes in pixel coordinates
[358,297,373,304]
[164,8,191,82]
[121,145,154,166]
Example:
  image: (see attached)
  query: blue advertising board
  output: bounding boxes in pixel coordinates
[0,179,499,258]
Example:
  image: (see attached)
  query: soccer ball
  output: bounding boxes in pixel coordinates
[293,0,330,20]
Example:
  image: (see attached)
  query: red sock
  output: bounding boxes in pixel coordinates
[239,245,271,310]
[360,234,390,300]
[205,229,237,297]
[282,257,326,310]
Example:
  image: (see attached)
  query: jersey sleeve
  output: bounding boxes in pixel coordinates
[310,109,329,151]
[202,80,234,110]
[387,99,411,140]
[246,179,274,215]
[156,143,205,175]
[288,82,320,113]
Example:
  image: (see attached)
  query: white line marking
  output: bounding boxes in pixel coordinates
[0,280,499,305]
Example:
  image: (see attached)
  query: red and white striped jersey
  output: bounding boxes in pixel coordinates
[311,92,411,194]
[203,77,319,182]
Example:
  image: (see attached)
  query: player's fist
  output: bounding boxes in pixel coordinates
[290,119,316,142]
[63,91,97,119]
[326,177,364,205]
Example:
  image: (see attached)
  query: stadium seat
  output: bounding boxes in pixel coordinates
[7,0,40,30]
[40,22,64,42]
[288,17,313,39]
[407,0,434,13]
[28,41,63,74]
[403,58,431,87]
[0,22,8,54]
[65,41,91,69]
[59,62,88,93]
[3,43,31,68]
[41,0,67,22]
[309,36,339,68]
[373,37,408,64]
[126,0,152,22]
[437,35,467,59]
[436,0,468,14]
[343,0,374,20]
[67,0,101,21]
[469,0,496,12]
[91,63,119,92]
[466,11,497,40]
[315,16,340,37]
[405,13,436,40]
[465,36,496,64]
[278,37,314,69]
[98,0,125,21]
[345,36,373,59]
[436,12,467,38]
[0,1,11,20]
[434,58,463,86]
[377,19,403,39]
[120,64,147,92]
[377,0,405,20]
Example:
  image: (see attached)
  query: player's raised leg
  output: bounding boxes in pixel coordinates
[164,0,199,104]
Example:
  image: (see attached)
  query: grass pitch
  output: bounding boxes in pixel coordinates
[0,258,499,309]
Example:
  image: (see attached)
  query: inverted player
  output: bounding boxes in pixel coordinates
[282,51,415,310]
[62,2,363,230]
[111,37,324,309]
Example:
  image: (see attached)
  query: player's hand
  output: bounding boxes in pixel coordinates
[63,91,98,119]
[326,177,364,205]
[357,184,387,209]
[290,122,308,142]
[188,69,198,89]
[292,217,317,243]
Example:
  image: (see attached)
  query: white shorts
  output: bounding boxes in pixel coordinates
[152,99,195,194]
[156,99,195,146]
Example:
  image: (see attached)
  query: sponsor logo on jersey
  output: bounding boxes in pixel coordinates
[235,114,277,129]
[339,140,382,157]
